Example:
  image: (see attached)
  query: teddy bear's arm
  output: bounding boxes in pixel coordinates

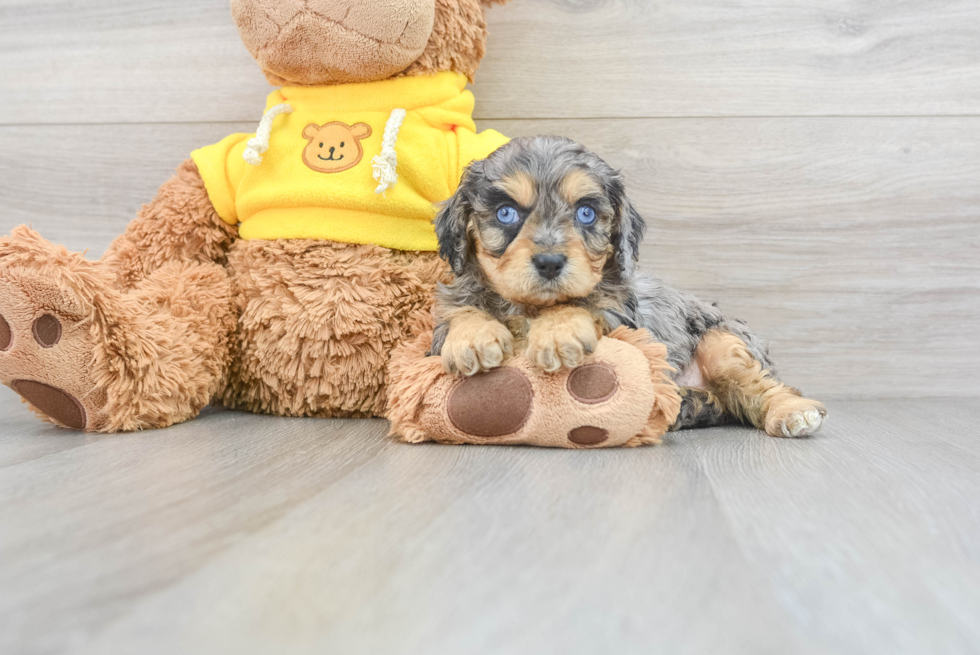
[101,159,238,290]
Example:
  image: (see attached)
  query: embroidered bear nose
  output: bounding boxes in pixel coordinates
[532,253,567,280]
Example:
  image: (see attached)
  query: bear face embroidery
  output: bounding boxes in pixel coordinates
[302,122,373,173]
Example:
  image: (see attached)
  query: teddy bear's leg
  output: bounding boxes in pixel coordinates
[0,227,235,431]
[102,159,238,289]
[221,239,447,418]
[388,326,682,448]
[0,160,238,432]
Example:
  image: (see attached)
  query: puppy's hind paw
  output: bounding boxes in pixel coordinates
[765,398,827,438]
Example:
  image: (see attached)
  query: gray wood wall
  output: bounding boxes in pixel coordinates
[0,0,977,399]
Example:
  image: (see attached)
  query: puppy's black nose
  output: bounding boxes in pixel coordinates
[532,253,567,280]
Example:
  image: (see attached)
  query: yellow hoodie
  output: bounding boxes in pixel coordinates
[191,72,509,251]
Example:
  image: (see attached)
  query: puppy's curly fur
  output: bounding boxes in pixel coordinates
[431,136,827,437]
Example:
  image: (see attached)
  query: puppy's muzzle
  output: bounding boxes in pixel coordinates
[532,253,567,281]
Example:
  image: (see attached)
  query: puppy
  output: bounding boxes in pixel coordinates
[431,136,826,437]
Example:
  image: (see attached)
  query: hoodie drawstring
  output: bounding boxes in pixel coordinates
[243,103,294,166]
[372,108,407,194]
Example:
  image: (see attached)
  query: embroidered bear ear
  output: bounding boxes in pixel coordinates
[302,123,321,140]
[351,123,372,140]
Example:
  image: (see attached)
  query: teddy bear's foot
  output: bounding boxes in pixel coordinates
[388,327,682,449]
[0,229,114,430]
[0,227,235,432]
[442,362,633,447]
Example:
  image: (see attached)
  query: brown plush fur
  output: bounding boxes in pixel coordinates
[102,159,238,289]
[222,239,446,417]
[385,313,453,444]
[96,261,236,431]
[610,327,682,447]
[400,0,494,82]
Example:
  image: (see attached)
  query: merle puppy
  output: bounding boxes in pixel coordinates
[430,136,826,437]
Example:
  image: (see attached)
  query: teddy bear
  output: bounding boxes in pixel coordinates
[0,0,680,446]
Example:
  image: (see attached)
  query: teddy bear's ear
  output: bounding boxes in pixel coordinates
[302,124,321,140]
[351,123,373,140]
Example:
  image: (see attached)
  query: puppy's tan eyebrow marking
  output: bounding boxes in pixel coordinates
[472,220,510,255]
[560,168,603,205]
[495,172,537,209]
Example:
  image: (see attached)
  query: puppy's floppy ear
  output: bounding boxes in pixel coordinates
[435,180,475,276]
[611,181,647,277]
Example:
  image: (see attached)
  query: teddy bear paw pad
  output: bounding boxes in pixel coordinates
[4,312,84,428]
[446,367,533,437]
[568,425,609,445]
[0,313,10,352]
[0,273,108,431]
[32,314,63,347]
[566,363,619,404]
[10,380,87,430]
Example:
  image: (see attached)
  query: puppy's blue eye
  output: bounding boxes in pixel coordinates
[496,206,520,224]
[576,205,596,225]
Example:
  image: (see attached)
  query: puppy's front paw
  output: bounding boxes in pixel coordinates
[765,397,827,438]
[526,307,600,373]
[441,312,514,377]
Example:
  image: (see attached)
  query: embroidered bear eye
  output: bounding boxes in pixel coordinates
[340,142,345,147]
[576,205,596,225]
[496,206,520,225]
[319,142,324,148]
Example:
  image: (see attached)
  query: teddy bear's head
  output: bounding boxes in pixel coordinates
[230,0,508,87]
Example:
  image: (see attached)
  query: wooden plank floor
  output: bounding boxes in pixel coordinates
[2,389,980,654]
